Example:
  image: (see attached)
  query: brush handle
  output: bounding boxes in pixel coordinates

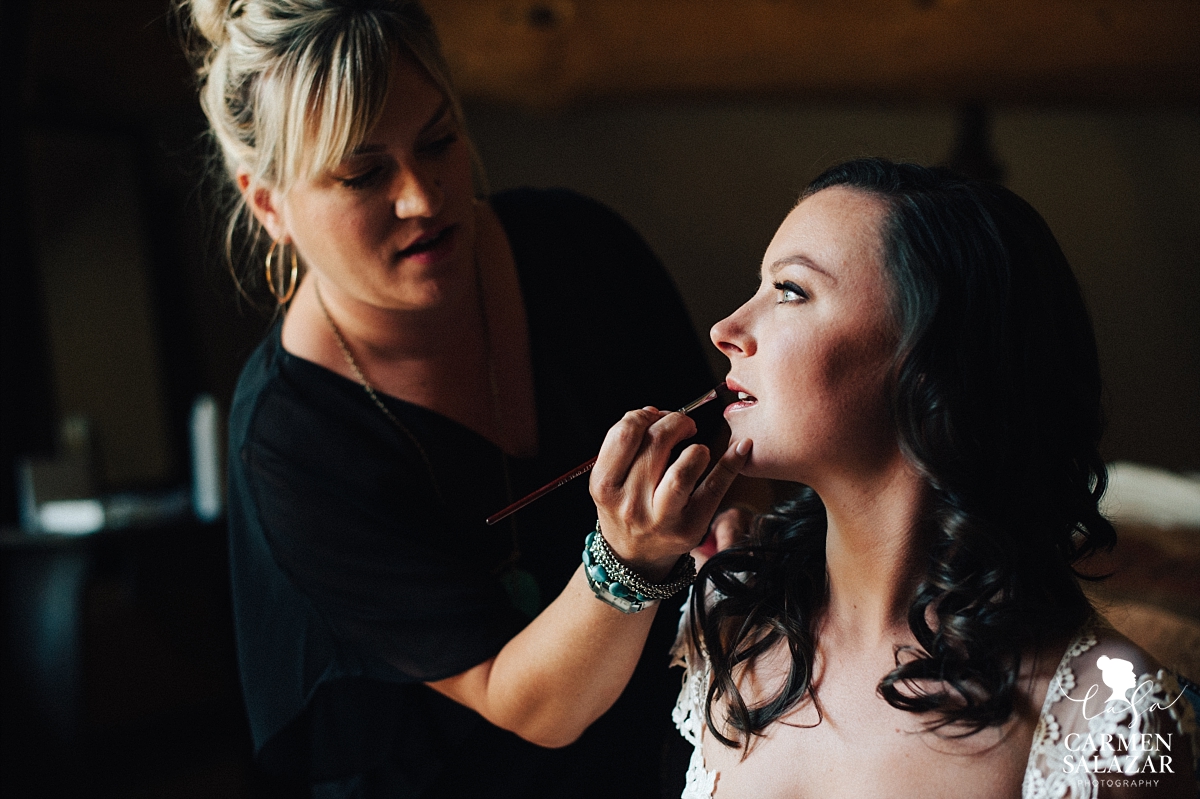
[485,385,724,526]
[485,457,598,526]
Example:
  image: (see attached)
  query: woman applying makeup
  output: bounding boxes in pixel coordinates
[182,1,749,796]
[592,159,1199,798]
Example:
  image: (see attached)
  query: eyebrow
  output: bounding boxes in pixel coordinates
[762,254,837,284]
[349,100,452,156]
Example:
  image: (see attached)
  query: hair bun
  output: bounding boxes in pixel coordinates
[184,0,235,48]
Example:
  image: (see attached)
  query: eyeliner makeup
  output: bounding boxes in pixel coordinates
[485,384,731,525]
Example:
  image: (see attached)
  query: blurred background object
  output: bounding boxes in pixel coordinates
[1084,462,1200,686]
[1103,461,1200,530]
[1,0,1196,795]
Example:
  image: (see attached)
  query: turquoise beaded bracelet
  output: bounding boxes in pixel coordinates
[582,522,696,614]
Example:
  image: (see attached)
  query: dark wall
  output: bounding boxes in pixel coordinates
[4,1,1197,529]
[0,2,1194,795]
[2,0,270,524]
[467,102,1200,471]
[1,0,57,525]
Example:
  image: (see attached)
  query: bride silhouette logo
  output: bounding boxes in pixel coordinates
[1097,655,1138,703]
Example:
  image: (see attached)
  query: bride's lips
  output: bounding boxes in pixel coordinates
[723,376,757,414]
[396,224,456,263]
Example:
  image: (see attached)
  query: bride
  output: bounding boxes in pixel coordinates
[590,158,1198,798]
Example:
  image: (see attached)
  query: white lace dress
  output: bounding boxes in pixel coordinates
[670,603,1199,799]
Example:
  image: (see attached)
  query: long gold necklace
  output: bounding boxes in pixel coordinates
[314,282,447,506]
[311,255,541,617]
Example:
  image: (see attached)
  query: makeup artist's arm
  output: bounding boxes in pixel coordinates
[426,409,750,748]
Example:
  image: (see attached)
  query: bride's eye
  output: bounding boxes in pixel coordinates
[774,281,808,303]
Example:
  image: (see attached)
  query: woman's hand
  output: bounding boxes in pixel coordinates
[589,407,752,580]
[433,408,749,746]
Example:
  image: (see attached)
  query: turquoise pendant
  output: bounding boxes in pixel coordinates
[500,567,542,619]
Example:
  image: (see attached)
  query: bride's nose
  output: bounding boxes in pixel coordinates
[711,303,755,358]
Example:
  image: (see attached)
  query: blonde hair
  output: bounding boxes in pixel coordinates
[179,0,478,285]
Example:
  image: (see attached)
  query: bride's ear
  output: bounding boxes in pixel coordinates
[238,169,287,242]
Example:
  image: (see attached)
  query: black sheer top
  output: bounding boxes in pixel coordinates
[227,188,714,797]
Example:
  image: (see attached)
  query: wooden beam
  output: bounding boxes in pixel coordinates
[424,0,1200,107]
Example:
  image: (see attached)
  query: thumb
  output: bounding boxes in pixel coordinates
[687,439,752,525]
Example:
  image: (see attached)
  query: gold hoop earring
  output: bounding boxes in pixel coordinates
[265,239,299,304]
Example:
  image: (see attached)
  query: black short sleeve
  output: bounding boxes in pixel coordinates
[227,187,715,797]
[244,363,528,682]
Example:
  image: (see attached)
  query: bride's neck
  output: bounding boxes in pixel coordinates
[818,462,931,645]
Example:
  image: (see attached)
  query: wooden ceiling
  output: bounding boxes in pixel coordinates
[13,0,1198,116]
[424,0,1200,107]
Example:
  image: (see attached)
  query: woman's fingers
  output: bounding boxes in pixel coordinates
[591,410,749,572]
[648,437,753,551]
[592,410,699,502]
[654,443,711,513]
[628,412,699,491]
[590,408,664,501]
[685,439,752,531]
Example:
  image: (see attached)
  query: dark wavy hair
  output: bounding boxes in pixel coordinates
[696,157,1116,747]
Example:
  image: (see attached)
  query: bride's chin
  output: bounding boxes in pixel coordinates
[736,459,775,482]
[738,454,803,485]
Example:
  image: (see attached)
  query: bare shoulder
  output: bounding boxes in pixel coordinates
[1089,625,1164,671]
[1031,622,1198,799]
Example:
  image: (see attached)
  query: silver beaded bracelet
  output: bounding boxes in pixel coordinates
[582,521,696,614]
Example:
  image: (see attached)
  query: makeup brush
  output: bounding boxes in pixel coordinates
[485,384,728,525]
